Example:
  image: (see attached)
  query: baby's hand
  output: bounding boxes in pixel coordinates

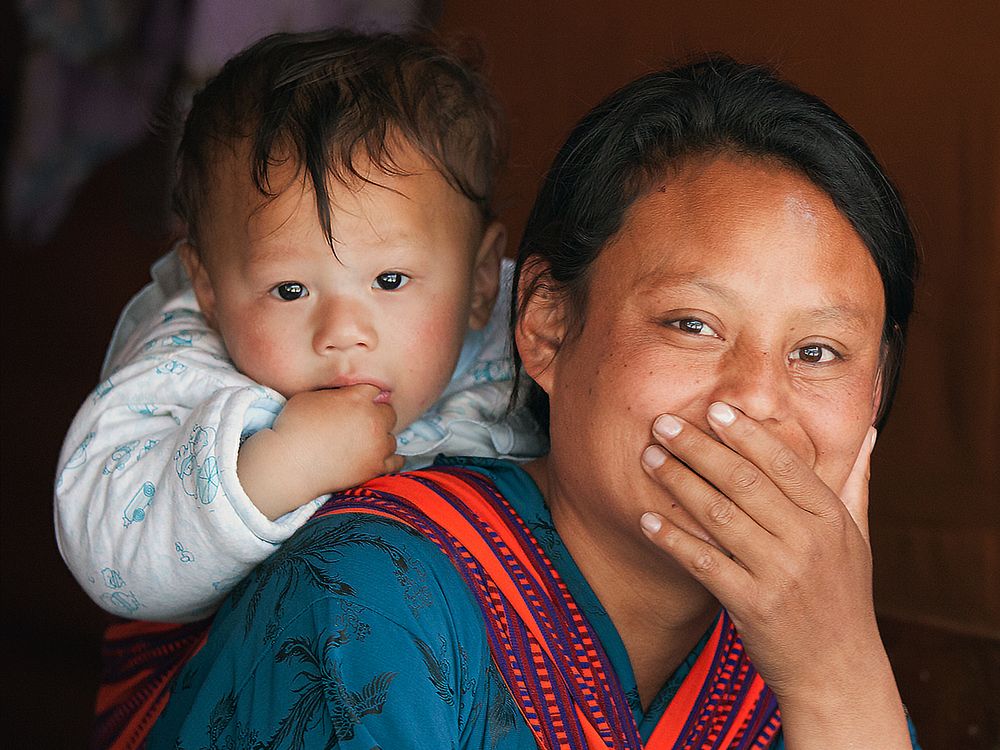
[238,385,403,520]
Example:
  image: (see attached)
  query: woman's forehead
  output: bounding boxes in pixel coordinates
[596,156,885,316]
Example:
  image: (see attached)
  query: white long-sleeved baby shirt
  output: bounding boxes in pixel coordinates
[55,251,545,622]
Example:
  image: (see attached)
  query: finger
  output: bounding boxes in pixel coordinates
[650,412,803,537]
[641,443,774,569]
[340,383,383,401]
[385,454,405,474]
[383,429,399,456]
[372,401,399,430]
[639,511,754,606]
[839,427,875,543]
[705,401,838,519]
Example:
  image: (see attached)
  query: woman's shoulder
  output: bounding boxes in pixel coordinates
[228,508,482,632]
[154,508,510,749]
[213,459,544,652]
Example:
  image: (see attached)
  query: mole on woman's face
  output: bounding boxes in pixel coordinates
[542,155,885,533]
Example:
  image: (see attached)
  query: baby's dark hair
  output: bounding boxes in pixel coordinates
[514,56,918,432]
[174,29,505,248]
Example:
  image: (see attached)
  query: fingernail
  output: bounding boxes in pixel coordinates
[653,414,682,439]
[640,512,662,535]
[708,401,736,426]
[642,445,667,468]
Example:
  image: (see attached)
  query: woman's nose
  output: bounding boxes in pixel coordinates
[312,296,376,353]
[711,342,790,424]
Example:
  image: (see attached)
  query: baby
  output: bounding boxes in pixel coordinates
[54,30,544,623]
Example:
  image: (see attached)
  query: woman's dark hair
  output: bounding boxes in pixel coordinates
[174,29,505,249]
[513,56,918,432]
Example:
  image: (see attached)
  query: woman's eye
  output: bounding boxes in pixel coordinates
[373,272,410,291]
[270,282,308,301]
[669,318,718,337]
[789,344,840,364]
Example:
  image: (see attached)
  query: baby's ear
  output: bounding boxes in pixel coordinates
[467,221,506,331]
[514,259,568,397]
[178,242,217,328]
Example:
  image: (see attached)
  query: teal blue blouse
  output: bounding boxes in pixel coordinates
[149,457,919,749]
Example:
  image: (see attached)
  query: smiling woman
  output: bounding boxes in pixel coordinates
[149,57,920,750]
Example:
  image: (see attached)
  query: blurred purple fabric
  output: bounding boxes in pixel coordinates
[7,0,432,243]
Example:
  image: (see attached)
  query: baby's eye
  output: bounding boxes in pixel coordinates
[669,318,718,337]
[373,272,410,291]
[271,282,308,301]
[788,344,840,364]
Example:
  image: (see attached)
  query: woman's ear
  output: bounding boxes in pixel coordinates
[870,339,890,425]
[515,260,568,395]
[178,242,217,329]
[870,364,885,425]
[467,221,506,331]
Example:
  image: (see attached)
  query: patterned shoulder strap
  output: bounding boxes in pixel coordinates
[319,467,781,750]
[648,610,781,749]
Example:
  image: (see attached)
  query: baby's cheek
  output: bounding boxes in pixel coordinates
[403,314,466,385]
[230,334,302,396]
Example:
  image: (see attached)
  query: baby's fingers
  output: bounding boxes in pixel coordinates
[385,454,405,474]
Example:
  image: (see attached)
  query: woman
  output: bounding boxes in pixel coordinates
[149,57,919,749]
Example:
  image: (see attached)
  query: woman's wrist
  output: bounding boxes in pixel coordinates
[777,644,910,749]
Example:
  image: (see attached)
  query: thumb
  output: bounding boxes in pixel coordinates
[840,426,876,543]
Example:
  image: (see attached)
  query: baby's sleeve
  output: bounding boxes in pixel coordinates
[54,284,322,622]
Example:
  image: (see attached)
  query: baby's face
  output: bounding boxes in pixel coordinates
[187,143,501,432]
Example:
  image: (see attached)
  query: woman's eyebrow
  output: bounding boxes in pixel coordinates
[638,275,876,329]
[797,304,874,332]
[637,274,739,302]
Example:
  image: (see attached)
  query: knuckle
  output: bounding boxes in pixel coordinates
[769,445,799,479]
[756,587,783,619]
[728,462,763,493]
[692,549,719,575]
[707,497,737,527]
[364,418,384,441]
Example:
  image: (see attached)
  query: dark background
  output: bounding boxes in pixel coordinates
[3,2,998,748]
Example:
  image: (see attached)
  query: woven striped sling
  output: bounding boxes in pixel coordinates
[94,466,780,749]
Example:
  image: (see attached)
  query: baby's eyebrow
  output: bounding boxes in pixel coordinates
[244,240,301,265]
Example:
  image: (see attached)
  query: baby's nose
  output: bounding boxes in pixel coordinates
[313,297,376,352]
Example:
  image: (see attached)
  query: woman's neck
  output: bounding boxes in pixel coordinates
[524,457,720,710]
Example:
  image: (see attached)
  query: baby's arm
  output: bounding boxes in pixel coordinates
[237,385,402,520]
[54,290,316,622]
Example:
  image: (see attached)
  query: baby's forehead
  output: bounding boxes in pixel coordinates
[198,141,485,262]
[207,137,479,218]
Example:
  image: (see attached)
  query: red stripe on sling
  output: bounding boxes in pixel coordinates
[93,618,209,750]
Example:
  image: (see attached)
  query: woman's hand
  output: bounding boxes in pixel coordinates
[639,401,910,748]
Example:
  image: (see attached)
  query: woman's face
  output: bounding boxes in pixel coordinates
[523,155,886,551]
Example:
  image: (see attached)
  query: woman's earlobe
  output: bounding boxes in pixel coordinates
[515,265,567,395]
